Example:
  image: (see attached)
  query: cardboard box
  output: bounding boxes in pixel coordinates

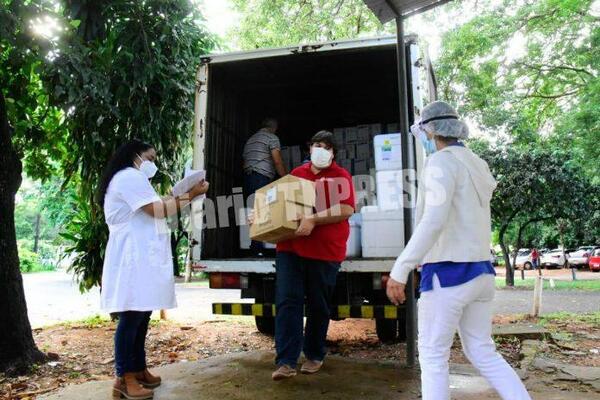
[357,125,370,142]
[345,127,358,143]
[338,159,352,174]
[386,123,399,134]
[250,175,315,243]
[353,159,368,175]
[346,144,356,159]
[280,147,291,171]
[290,146,302,167]
[370,123,383,138]
[333,128,345,146]
[356,143,370,160]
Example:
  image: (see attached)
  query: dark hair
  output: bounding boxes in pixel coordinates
[97,139,154,207]
[310,130,337,156]
[261,118,278,130]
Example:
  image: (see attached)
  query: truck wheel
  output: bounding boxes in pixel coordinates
[255,316,275,336]
[376,319,398,343]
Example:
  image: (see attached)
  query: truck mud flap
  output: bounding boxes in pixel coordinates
[212,303,405,319]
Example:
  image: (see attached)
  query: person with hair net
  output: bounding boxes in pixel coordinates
[386,101,531,400]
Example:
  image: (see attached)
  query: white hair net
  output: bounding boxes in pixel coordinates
[421,101,469,139]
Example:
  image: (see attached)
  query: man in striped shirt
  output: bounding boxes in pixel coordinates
[243,118,287,254]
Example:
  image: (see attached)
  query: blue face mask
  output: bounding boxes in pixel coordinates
[411,123,437,156]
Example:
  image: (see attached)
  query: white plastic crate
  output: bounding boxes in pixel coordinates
[346,213,362,257]
[360,206,405,258]
[376,170,405,211]
[373,133,403,171]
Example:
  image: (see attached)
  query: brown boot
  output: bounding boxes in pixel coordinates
[112,373,154,399]
[135,368,162,388]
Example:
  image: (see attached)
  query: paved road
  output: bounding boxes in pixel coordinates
[23,271,600,328]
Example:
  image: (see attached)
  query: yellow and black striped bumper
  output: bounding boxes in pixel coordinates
[212,303,404,319]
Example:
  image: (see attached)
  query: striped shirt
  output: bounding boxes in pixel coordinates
[242,129,281,179]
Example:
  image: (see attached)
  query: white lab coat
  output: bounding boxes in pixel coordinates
[390,146,497,284]
[100,167,177,313]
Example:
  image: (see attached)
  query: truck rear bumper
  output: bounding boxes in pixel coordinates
[212,303,405,319]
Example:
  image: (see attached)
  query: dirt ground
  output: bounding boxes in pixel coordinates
[1,314,598,399]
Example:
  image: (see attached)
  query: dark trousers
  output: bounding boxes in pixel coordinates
[275,252,340,368]
[114,311,152,377]
[244,171,273,253]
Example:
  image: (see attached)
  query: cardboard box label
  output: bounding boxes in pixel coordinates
[266,187,277,205]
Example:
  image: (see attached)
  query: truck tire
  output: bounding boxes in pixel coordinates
[376,319,398,343]
[376,312,408,344]
[255,316,275,336]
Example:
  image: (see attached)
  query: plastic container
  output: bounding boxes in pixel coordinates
[346,213,362,257]
[376,170,404,211]
[360,206,404,257]
[373,133,403,171]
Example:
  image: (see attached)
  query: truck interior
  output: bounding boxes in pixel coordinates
[202,41,417,259]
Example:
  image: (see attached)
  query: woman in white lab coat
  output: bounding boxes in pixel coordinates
[97,140,208,400]
[386,102,531,400]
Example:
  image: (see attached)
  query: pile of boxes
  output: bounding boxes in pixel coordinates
[244,122,408,258]
[279,145,303,172]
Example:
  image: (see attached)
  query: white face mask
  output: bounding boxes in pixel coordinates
[137,155,158,178]
[311,146,333,169]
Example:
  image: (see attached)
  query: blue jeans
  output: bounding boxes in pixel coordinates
[275,252,340,368]
[114,311,152,377]
[244,171,274,253]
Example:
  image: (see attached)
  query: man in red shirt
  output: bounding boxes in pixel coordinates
[270,130,355,380]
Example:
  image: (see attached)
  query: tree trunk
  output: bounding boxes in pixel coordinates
[171,231,180,277]
[499,227,514,286]
[33,213,41,253]
[0,91,46,375]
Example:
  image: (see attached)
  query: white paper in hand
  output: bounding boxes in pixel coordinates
[173,169,206,199]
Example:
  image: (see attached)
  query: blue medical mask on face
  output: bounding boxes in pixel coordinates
[411,114,460,156]
[410,123,437,156]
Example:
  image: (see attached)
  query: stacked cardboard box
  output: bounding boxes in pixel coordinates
[249,175,316,243]
[331,123,390,176]
[280,145,304,171]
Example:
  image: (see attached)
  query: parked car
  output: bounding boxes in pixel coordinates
[515,249,533,270]
[589,248,600,272]
[567,246,596,268]
[540,249,568,269]
[490,249,499,266]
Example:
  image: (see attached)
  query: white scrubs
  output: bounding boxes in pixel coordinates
[100,167,177,313]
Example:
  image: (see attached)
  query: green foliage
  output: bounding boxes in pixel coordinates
[18,246,41,273]
[34,1,216,290]
[18,245,54,273]
[60,200,108,292]
[436,0,599,176]
[471,139,596,283]
[229,0,389,50]
[1,0,69,181]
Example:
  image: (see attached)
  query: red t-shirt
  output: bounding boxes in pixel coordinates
[276,161,355,262]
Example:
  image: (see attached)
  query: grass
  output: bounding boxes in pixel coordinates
[538,311,600,327]
[495,277,600,291]
[21,264,57,273]
[59,313,166,329]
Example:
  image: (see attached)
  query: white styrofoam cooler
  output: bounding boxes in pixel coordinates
[360,206,404,258]
[346,213,362,257]
[373,133,402,171]
[376,170,405,211]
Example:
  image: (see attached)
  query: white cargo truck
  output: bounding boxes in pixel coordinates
[187,35,433,343]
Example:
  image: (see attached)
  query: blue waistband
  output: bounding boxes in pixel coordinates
[420,261,496,292]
